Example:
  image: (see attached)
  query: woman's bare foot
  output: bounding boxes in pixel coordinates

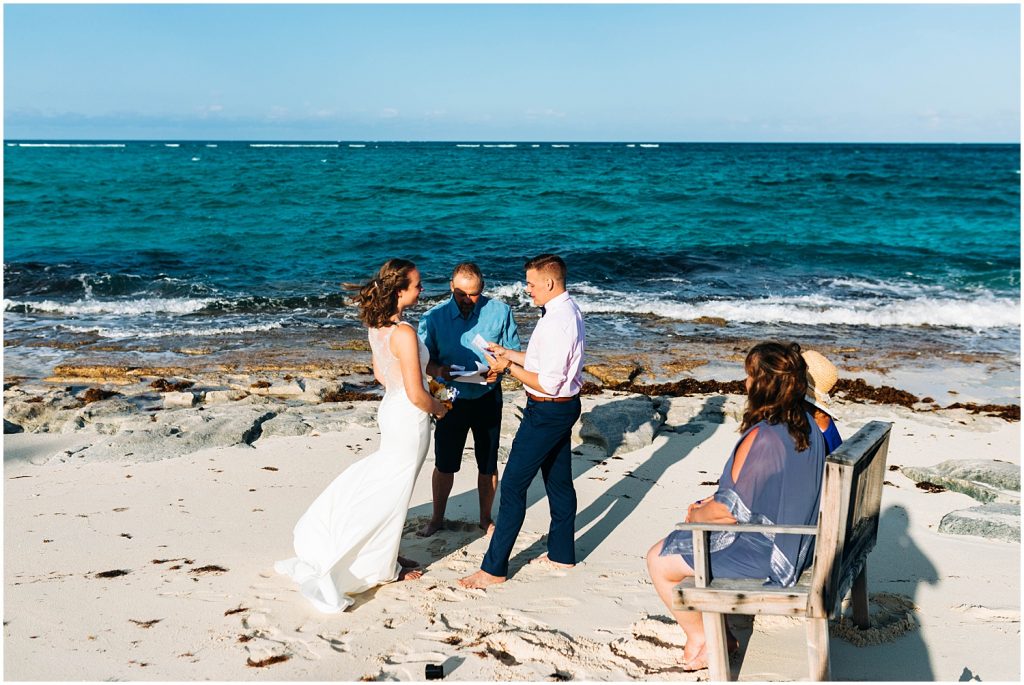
[679,642,708,671]
[397,555,419,569]
[458,569,505,589]
[398,566,424,581]
[677,633,739,670]
[529,553,574,569]
[417,520,444,537]
[479,520,495,536]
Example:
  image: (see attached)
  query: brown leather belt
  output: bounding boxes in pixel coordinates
[526,392,579,404]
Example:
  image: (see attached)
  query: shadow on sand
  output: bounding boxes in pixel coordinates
[828,504,938,680]
[408,395,726,577]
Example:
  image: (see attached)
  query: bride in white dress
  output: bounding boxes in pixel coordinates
[275,259,448,613]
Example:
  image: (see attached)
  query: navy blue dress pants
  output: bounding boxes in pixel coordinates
[481,396,581,577]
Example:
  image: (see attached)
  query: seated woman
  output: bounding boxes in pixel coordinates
[645,341,826,671]
[802,350,842,454]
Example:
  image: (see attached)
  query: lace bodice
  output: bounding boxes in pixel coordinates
[367,321,428,397]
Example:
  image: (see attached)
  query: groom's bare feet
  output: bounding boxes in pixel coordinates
[458,570,505,589]
[397,555,419,569]
[417,520,444,537]
[530,553,574,569]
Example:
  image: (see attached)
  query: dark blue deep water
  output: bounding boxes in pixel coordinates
[3,140,1020,380]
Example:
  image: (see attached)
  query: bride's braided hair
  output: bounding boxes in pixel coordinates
[740,341,812,451]
[346,258,417,328]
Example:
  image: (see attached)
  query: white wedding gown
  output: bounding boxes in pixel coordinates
[275,321,431,613]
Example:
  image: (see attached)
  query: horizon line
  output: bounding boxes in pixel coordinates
[4,138,1020,145]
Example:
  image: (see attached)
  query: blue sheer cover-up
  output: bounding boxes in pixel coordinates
[660,417,826,587]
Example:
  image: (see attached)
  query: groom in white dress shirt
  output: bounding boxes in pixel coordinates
[459,253,586,589]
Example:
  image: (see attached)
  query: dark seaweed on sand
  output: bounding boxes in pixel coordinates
[94,569,131,578]
[247,654,290,667]
[190,565,229,574]
[150,378,195,392]
[321,389,377,402]
[82,388,119,404]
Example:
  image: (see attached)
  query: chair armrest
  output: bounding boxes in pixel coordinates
[675,522,818,536]
[675,522,818,588]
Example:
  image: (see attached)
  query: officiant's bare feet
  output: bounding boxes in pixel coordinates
[458,569,505,589]
[530,553,574,569]
[397,555,419,568]
[417,520,444,537]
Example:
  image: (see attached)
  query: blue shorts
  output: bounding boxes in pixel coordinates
[433,387,502,475]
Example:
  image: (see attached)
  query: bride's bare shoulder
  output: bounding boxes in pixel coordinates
[388,322,418,354]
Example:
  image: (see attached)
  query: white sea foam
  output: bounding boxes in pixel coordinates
[191,157,201,161]
[647,276,692,284]
[249,143,339,148]
[490,283,530,304]
[482,144,517,148]
[206,144,218,148]
[7,143,16,147]
[456,144,480,148]
[532,144,540,148]
[59,322,284,340]
[639,144,660,148]
[165,143,180,148]
[489,284,1020,330]
[18,143,125,148]
[348,144,366,148]
[575,293,1021,330]
[552,144,570,148]
[817,277,947,297]
[5,297,214,316]
[626,144,636,148]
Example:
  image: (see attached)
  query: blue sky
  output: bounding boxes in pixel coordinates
[4,3,1020,142]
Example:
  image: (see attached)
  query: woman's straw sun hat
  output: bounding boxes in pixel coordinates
[802,350,838,415]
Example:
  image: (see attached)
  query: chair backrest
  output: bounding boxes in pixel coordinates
[807,421,893,618]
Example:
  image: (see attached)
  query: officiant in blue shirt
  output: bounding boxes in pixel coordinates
[417,262,520,537]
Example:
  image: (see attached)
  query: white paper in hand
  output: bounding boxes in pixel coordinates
[450,361,490,385]
[471,334,492,355]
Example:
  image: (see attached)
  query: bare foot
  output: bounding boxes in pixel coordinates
[677,634,739,670]
[458,569,505,589]
[680,643,708,672]
[398,566,424,581]
[397,555,419,569]
[529,553,574,569]
[417,520,444,537]
[479,520,495,536]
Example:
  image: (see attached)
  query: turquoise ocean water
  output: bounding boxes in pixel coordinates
[3,141,1020,383]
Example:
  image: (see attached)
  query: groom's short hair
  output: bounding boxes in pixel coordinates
[451,262,484,286]
[524,254,566,284]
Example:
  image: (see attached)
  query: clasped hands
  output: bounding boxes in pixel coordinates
[685,496,737,525]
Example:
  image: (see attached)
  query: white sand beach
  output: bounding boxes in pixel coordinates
[3,380,1020,681]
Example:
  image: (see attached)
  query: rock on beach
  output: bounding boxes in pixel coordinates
[900,459,1020,504]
